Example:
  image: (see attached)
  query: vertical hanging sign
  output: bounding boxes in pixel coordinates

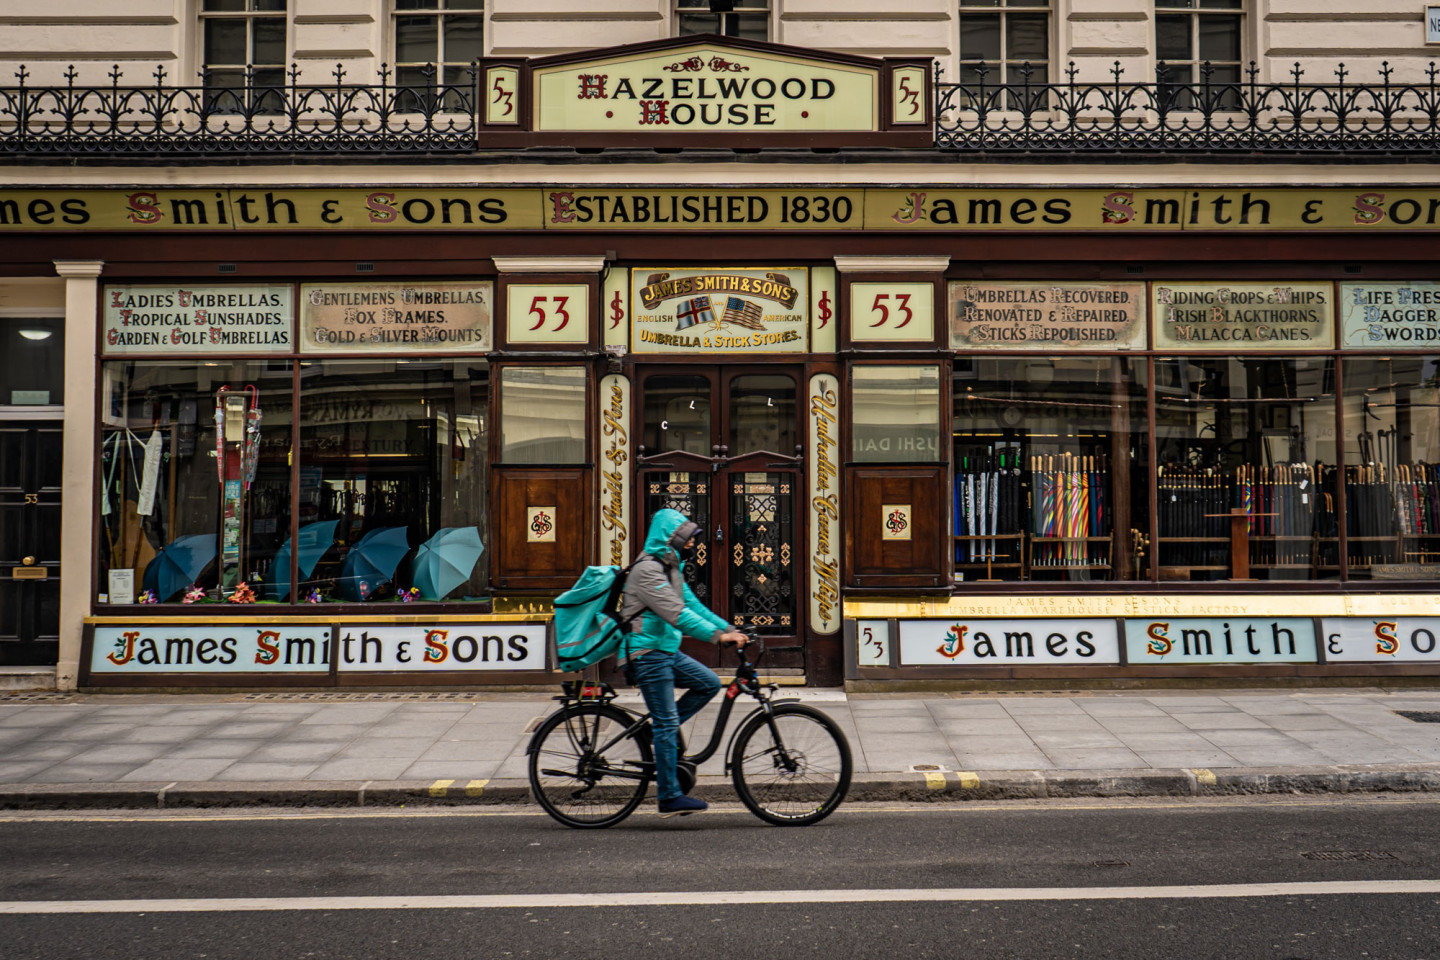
[603,267,629,353]
[811,266,837,355]
[599,374,632,566]
[808,374,841,635]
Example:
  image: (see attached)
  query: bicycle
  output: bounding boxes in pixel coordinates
[526,640,852,828]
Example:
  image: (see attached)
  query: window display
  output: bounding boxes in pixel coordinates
[1154,356,1338,581]
[297,359,489,602]
[100,361,292,604]
[1341,355,1440,579]
[99,358,490,605]
[952,357,1149,581]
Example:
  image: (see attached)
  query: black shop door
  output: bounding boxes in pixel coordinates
[634,367,804,675]
[0,421,62,664]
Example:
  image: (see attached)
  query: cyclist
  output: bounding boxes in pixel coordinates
[619,508,748,817]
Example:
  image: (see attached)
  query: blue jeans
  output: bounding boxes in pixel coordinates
[630,650,721,802]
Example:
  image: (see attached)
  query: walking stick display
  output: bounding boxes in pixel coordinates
[954,448,1024,577]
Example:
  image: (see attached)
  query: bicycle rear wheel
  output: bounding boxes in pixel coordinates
[731,703,851,826]
[528,703,652,828]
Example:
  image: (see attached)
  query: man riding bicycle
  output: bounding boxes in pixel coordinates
[619,508,748,817]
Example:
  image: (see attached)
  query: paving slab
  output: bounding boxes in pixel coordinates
[5,687,1440,807]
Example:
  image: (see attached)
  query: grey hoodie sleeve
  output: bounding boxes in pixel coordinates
[622,557,724,644]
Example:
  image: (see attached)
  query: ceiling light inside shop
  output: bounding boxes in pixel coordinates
[18,329,52,341]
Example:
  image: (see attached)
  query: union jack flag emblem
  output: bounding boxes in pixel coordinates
[676,296,714,330]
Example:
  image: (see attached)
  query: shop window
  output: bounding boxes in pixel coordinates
[953,357,1150,582]
[851,365,942,463]
[199,0,288,113]
[675,0,770,41]
[1156,0,1243,111]
[393,0,484,112]
[1154,356,1338,582]
[498,365,586,464]
[99,361,293,605]
[958,0,1051,109]
[297,360,489,603]
[1,319,64,407]
[1341,356,1440,580]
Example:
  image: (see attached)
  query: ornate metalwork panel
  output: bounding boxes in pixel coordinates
[642,471,711,604]
[728,471,795,636]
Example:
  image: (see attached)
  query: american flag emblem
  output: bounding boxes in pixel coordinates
[721,297,765,331]
[675,296,714,330]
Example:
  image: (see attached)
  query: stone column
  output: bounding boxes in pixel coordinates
[53,259,104,691]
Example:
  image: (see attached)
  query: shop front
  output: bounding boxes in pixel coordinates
[1,37,1438,691]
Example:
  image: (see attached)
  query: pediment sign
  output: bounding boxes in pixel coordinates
[480,35,931,149]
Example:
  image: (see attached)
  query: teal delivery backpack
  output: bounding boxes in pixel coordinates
[552,563,637,673]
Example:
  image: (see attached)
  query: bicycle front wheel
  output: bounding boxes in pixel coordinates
[731,703,851,826]
[528,703,652,828]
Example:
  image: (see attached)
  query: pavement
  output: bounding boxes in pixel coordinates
[6,686,1440,809]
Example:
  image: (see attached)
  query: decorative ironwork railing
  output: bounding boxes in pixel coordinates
[0,64,479,155]
[936,61,1440,158]
[6,59,1440,158]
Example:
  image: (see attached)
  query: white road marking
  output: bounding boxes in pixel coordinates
[3,881,1440,914]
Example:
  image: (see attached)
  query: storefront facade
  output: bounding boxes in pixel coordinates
[2,33,1439,690]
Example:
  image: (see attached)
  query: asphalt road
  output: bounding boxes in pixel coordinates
[3,796,1439,959]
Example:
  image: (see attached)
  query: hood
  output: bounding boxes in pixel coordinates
[643,508,700,563]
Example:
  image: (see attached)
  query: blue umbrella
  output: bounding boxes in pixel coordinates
[142,534,216,602]
[265,519,340,601]
[411,526,483,600]
[334,525,411,601]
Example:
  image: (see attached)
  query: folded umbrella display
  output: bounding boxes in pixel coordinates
[334,525,411,601]
[410,526,484,600]
[264,519,340,601]
[141,534,217,602]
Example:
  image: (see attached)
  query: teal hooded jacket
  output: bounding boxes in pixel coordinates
[617,508,731,656]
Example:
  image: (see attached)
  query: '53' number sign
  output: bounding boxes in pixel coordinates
[506,283,590,344]
[848,282,935,342]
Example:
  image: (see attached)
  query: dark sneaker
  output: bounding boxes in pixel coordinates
[658,795,708,817]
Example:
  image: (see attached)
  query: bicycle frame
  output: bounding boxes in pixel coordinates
[534,644,797,781]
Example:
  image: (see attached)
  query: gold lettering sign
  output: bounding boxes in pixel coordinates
[300,282,493,353]
[808,374,841,635]
[1152,281,1334,351]
[534,44,878,133]
[630,267,809,354]
[544,189,858,231]
[7,187,1440,233]
[598,374,632,567]
[949,281,1146,351]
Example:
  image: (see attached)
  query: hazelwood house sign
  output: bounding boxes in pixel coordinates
[479,36,933,148]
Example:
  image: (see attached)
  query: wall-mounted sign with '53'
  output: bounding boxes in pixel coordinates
[506,284,590,345]
[849,282,935,343]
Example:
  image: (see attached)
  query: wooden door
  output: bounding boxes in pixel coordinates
[634,367,804,672]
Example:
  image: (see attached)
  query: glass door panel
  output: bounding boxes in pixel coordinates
[642,470,713,606]
[642,375,712,456]
[728,374,796,456]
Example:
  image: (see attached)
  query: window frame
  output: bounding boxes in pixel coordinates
[389,0,487,112]
[956,0,1055,100]
[1153,0,1246,91]
[196,0,291,113]
[673,0,772,42]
